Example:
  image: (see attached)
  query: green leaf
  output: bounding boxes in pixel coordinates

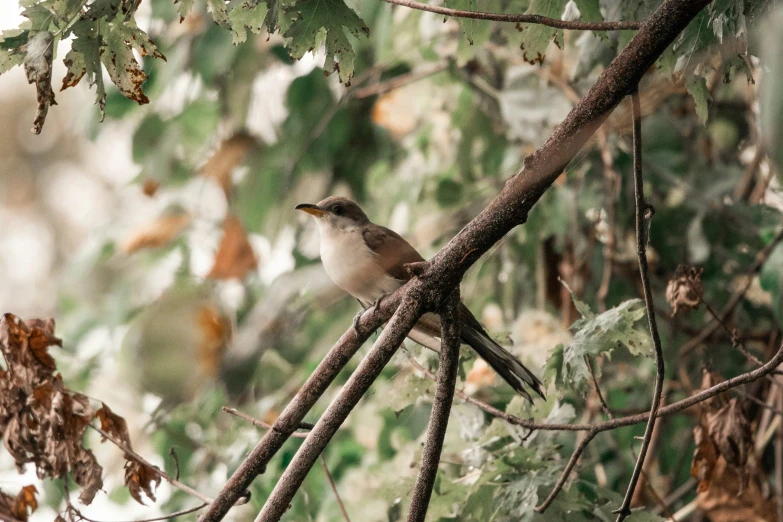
[554,299,651,388]
[283,0,370,84]
[175,0,196,20]
[229,0,269,44]
[99,17,165,106]
[687,76,710,124]
[0,30,26,74]
[445,0,492,46]
[53,0,85,21]
[573,0,601,22]
[61,20,107,119]
[514,0,566,65]
[207,0,231,27]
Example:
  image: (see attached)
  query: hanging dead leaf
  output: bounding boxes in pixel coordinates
[13,485,37,520]
[96,403,132,448]
[691,423,718,492]
[0,485,38,522]
[142,179,160,197]
[121,210,191,254]
[206,215,258,280]
[696,457,775,522]
[705,397,751,469]
[23,31,56,134]
[196,305,231,378]
[665,264,704,315]
[199,132,257,197]
[124,458,162,505]
[0,315,104,505]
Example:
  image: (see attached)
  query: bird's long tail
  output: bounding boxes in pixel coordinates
[461,327,545,404]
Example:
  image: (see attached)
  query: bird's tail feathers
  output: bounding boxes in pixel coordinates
[462,328,545,403]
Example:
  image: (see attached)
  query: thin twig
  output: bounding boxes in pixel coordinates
[382,0,644,30]
[222,406,310,439]
[254,296,425,521]
[320,455,351,522]
[169,448,180,481]
[536,429,599,512]
[681,227,783,356]
[200,305,387,521]
[71,503,208,522]
[407,294,461,522]
[614,89,664,522]
[351,61,449,99]
[89,425,214,505]
[586,354,613,419]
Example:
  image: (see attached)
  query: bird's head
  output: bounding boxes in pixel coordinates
[296,196,370,232]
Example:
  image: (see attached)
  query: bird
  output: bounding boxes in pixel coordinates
[296,196,545,402]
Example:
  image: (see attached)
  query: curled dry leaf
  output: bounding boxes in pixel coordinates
[124,458,162,505]
[0,484,38,522]
[23,31,56,134]
[121,210,192,254]
[665,264,704,315]
[142,179,160,197]
[199,132,257,197]
[96,403,131,448]
[206,215,258,280]
[691,371,769,520]
[0,314,103,505]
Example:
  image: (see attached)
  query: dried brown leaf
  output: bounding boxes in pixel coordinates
[199,133,257,197]
[23,31,57,134]
[705,397,750,469]
[121,211,191,254]
[691,424,718,492]
[96,403,132,448]
[206,215,257,280]
[666,264,704,315]
[0,485,37,522]
[696,457,775,522]
[0,314,104,506]
[142,179,160,197]
[124,458,162,505]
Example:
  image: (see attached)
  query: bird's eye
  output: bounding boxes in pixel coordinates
[333,205,344,216]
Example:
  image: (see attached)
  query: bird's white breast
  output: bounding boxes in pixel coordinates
[316,221,402,305]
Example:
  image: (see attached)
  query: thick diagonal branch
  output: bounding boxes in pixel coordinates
[407,293,461,522]
[199,303,391,521]
[202,1,713,520]
[614,90,664,522]
[254,292,426,521]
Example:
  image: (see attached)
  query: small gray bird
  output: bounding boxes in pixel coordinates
[296,196,544,402]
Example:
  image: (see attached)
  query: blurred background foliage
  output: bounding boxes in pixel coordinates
[1,0,783,520]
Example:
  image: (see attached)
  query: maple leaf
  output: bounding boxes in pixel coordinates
[283,0,370,84]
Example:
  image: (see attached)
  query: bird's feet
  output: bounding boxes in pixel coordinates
[352,295,387,335]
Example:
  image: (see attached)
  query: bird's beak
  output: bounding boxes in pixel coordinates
[295,203,326,217]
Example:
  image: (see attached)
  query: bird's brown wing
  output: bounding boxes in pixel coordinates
[362,224,424,281]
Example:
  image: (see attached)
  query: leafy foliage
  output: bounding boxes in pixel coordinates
[0,0,782,520]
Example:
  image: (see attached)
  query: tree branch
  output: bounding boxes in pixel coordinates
[613,89,664,522]
[407,293,461,522]
[198,305,388,521]
[90,425,213,505]
[320,455,352,522]
[202,1,714,520]
[253,294,425,522]
[382,0,643,30]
